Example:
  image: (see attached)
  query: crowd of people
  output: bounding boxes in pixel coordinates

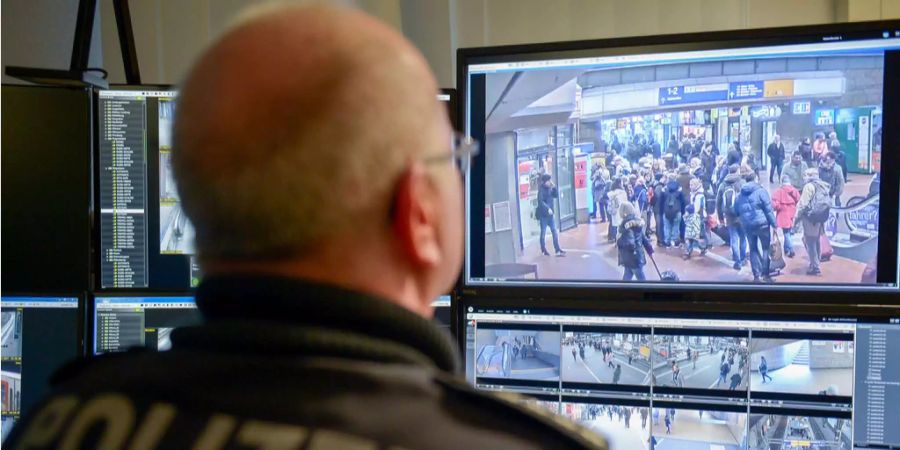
[509,336,542,362]
[654,408,679,435]
[571,335,647,366]
[579,130,848,283]
[715,345,749,390]
[573,404,644,431]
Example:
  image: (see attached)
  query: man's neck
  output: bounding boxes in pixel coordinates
[202,255,432,319]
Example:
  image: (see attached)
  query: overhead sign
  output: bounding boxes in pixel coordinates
[728,81,764,100]
[815,109,835,126]
[847,202,879,232]
[764,79,794,97]
[659,84,728,106]
[793,101,811,115]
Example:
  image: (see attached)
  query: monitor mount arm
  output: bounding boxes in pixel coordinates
[5,0,142,88]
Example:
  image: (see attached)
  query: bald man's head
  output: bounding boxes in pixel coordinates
[174,4,449,259]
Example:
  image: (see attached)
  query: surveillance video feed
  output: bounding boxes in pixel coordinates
[652,335,749,390]
[562,403,650,449]
[158,98,196,255]
[474,329,561,380]
[1,415,16,442]
[157,327,175,352]
[749,414,851,450]
[562,331,651,385]
[1,311,22,358]
[525,398,560,415]
[651,407,747,450]
[750,338,853,396]
[1,362,21,414]
[475,41,893,289]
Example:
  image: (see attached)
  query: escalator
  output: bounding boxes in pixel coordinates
[770,415,787,450]
[808,418,849,450]
[475,343,513,377]
[823,193,879,264]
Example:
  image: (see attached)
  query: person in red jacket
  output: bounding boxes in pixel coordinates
[772,174,800,258]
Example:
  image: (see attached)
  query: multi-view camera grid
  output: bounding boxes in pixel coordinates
[475,324,782,395]
[472,322,855,449]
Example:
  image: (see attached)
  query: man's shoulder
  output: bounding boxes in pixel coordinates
[433,374,607,448]
[12,351,607,450]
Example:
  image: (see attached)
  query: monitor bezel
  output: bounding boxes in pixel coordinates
[455,295,900,353]
[456,20,900,301]
[440,87,458,131]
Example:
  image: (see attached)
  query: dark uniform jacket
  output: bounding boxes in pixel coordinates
[7,276,606,450]
[617,214,652,269]
[537,184,558,220]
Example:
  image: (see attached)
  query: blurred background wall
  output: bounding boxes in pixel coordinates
[4,0,900,87]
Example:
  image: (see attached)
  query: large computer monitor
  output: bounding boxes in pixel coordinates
[92,295,201,355]
[1,295,81,441]
[460,21,900,295]
[3,86,93,292]
[97,88,460,290]
[459,297,900,450]
[96,88,196,290]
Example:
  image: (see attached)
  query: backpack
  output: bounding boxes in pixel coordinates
[722,187,737,217]
[608,191,622,217]
[705,190,717,215]
[808,182,833,223]
[692,193,706,218]
[664,192,680,219]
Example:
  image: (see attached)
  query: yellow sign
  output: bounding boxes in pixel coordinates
[640,345,650,358]
[764,79,794,98]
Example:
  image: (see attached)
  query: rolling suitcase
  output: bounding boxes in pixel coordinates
[712,224,730,245]
[649,252,679,282]
[820,234,834,261]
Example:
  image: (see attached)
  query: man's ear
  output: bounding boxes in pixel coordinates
[391,163,442,268]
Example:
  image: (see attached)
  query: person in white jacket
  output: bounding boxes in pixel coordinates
[606,177,629,242]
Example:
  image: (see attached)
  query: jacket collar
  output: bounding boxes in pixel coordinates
[188,275,460,373]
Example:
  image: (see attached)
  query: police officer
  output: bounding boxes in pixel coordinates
[7,5,605,450]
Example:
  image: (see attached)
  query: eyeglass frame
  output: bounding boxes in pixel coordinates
[423,132,480,173]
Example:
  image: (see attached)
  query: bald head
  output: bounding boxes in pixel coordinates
[174,4,448,258]
[173,4,461,316]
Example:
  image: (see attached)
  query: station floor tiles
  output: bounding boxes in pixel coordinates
[579,415,649,450]
[651,412,743,447]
